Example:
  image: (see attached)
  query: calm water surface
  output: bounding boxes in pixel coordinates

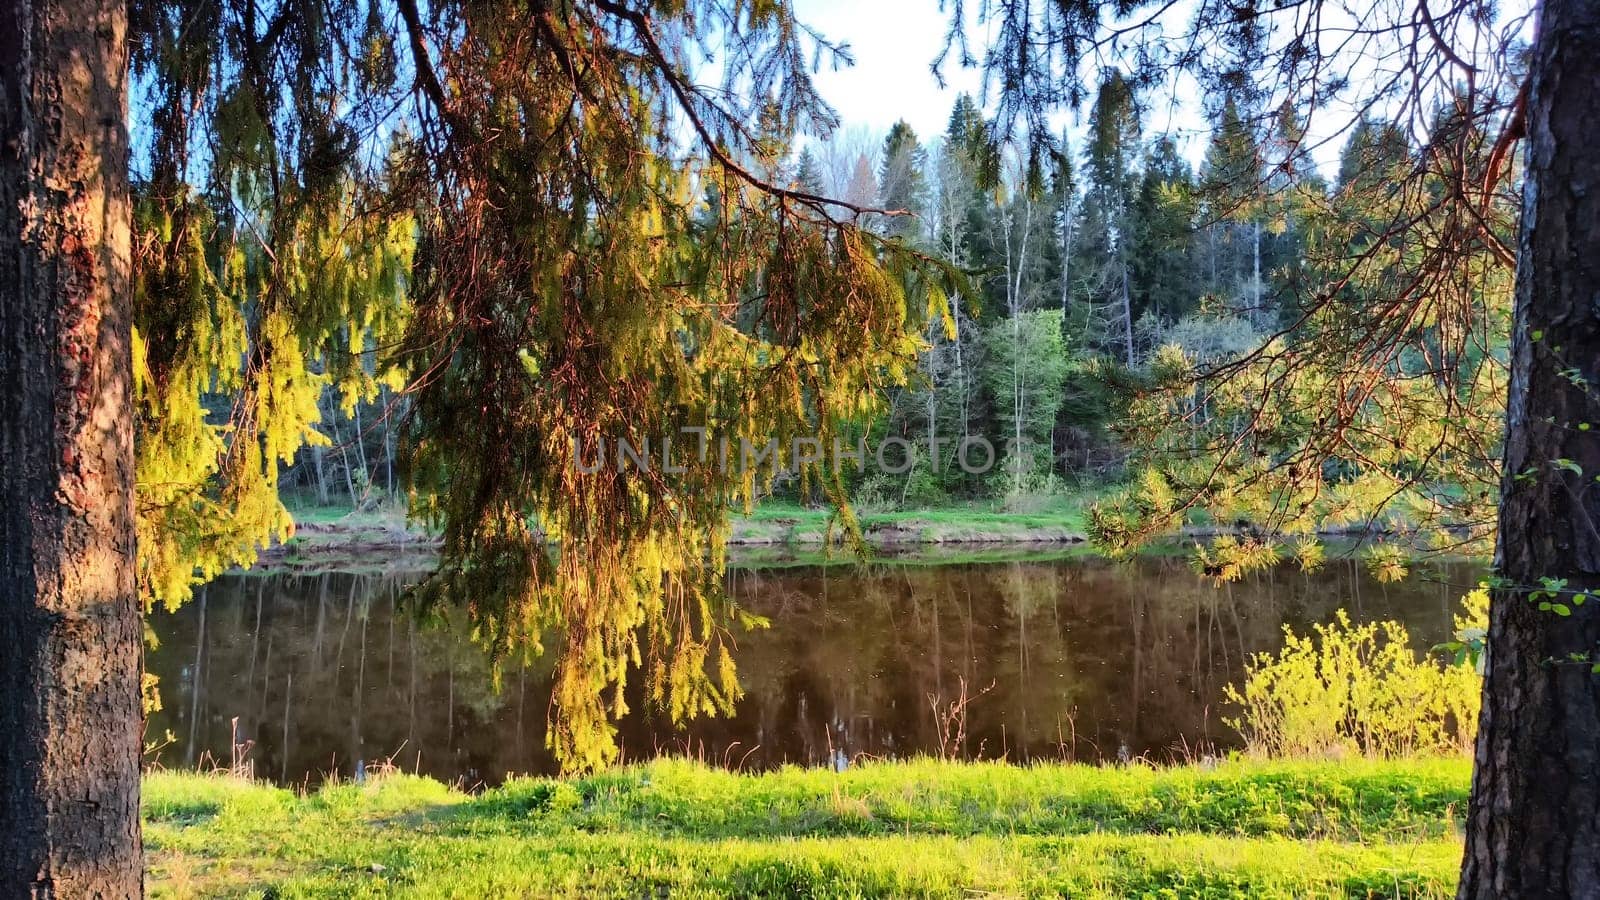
[146,550,1484,786]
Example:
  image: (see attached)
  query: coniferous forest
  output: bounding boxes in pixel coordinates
[280,82,1505,555]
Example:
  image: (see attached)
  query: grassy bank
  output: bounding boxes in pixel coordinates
[263,497,1099,572]
[145,757,1469,898]
[730,498,1093,545]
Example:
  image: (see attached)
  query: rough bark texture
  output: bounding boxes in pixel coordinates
[0,0,140,893]
[1460,0,1600,896]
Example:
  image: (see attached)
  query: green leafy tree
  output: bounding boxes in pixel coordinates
[984,310,1071,489]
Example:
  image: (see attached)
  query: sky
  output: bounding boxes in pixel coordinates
[793,0,988,145]
[789,0,1226,174]
[783,0,1536,182]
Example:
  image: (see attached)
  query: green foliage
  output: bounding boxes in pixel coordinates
[1131,139,1200,322]
[1225,599,1486,759]
[403,144,945,769]
[1083,97,1512,579]
[1435,584,1492,670]
[1189,535,1283,583]
[131,0,419,611]
[1200,95,1262,219]
[131,181,414,613]
[1085,71,1142,200]
[878,121,928,239]
[130,0,961,774]
[983,309,1072,488]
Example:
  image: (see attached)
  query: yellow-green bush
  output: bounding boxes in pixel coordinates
[1226,591,1486,758]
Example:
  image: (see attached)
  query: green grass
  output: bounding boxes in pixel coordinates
[277,504,416,534]
[724,543,1107,569]
[258,497,1106,575]
[731,496,1097,545]
[256,504,1110,575]
[145,757,1470,898]
[274,495,1100,550]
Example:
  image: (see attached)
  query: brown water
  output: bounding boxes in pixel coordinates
[145,550,1484,787]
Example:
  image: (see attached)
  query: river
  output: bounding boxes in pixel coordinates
[145,548,1484,787]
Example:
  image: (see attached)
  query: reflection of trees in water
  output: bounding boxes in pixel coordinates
[149,571,521,787]
[721,555,1475,767]
[147,555,1481,784]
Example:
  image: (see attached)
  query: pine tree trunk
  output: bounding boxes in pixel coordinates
[381,390,395,499]
[1118,245,1135,367]
[1251,219,1262,328]
[924,318,938,482]
[312,443,330,505]
[1460,1,1600,895]
[0,0,141,893]
[351,398,370,505]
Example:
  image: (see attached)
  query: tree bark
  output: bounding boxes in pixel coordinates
[0,0,140,893]
[1460,1,1600,896]
[311,443,330,505]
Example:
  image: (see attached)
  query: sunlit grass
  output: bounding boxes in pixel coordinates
[144,757,1469,898]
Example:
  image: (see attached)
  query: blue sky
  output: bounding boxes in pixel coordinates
[796,0,988,143]
[791,0,1251,174]
[787,0,1536,181]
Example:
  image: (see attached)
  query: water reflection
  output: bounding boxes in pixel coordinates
[146,551,1483,787]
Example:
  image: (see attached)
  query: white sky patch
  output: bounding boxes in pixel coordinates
[790,0,1536,183]
[793,0,1260,176]
[796,0,987,144]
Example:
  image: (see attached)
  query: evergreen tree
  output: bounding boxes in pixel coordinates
[878,121,928,240]
[1078,71,1142,365]
[794,147,826,195]
[4,15,961,883]
[1336,115,1413,191]
[1200,95,1262,213]
[945,94,1003,279]
[1130,138,1199,325]
[1197,93,1266,324]
[958,2,1562,885]
[1258,100,1325,328]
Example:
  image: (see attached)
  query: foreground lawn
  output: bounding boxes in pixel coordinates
[144,757,1470,898]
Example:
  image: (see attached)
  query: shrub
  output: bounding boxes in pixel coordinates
[1225,599,1483,759]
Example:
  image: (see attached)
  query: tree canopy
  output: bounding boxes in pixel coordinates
[129,0,956,771]
[125,0,1527,769]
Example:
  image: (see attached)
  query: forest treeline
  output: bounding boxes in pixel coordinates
[286,76,1490,525]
